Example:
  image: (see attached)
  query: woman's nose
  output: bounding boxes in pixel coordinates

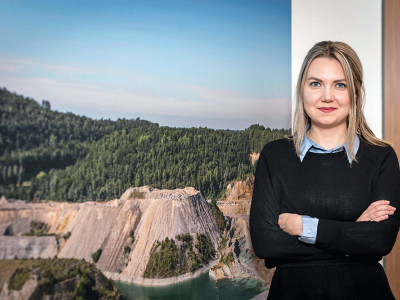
[322,88,333,102]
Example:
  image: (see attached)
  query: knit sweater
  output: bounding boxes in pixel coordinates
[249,137,400,269]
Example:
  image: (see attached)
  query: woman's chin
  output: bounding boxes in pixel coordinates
[311,118,347,129]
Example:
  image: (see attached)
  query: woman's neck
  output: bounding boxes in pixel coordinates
[306,123,348,150]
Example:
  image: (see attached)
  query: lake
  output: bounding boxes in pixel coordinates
[115,272,268,300]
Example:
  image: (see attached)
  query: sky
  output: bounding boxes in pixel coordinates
[0,0,291,130]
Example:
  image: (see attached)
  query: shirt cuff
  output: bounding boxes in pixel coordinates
[298,215,319,244]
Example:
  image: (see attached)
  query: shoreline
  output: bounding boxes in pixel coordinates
[104,260,217,286]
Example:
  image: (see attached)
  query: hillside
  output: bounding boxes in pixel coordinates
[24,125,289,201]
[1,87,290,202]
[0,258,121,299]
[0,87,158,187]
[0,187,222,285]
[0,183,274,288]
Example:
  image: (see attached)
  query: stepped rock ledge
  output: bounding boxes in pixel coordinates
[0,186,220,285]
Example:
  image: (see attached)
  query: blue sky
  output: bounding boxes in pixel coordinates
[0,0,291,130]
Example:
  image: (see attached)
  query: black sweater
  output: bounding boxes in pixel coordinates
[250,137,400,269]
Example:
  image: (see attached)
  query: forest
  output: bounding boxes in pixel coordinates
[0,87,291,202]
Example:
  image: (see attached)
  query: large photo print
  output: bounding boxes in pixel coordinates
[0,1,291,299]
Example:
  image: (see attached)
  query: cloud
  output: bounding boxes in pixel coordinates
[0,53,292,129]
[0,53,86,75]
[180,84,291,119]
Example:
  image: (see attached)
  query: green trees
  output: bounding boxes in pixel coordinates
[0,87,158,188]
[5,258,121,299]
[129,230,135,244]
[196,233,215,265]
[0,87,291,201]
[24,221,49,236]
[91,249,102,263]
[123,246,131,255]
[16,125,289,202]
[144,234,216,279]
[144,237,178,278]
[208,202,226,235]
[74,272,96,299]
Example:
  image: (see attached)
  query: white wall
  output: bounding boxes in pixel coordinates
[292,0,382,138]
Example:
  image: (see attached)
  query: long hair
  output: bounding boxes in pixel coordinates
[292,41,389,164]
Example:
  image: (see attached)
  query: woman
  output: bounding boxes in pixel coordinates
[250,41,400,299]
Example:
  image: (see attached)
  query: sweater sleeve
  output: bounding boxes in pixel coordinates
[315,146,400,256]
[250,148,328,267]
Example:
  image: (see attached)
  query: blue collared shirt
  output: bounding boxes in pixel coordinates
[298,125,360,244]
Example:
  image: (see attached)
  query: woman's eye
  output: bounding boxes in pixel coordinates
[310,82,320,87]
[336,83,346,88]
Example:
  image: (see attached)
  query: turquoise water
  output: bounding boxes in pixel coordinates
[115,272,268,300]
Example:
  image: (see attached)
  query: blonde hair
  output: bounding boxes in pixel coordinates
[292,41,390,164]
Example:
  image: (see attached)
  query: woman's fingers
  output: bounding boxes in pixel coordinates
[371,214,389,222]
[364,202,395,214]
[370,209,395,221]
[357,200,396,222]
[364,201,393,212]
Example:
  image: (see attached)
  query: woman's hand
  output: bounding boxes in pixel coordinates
[278,213,303,236]
[356,200,396,222]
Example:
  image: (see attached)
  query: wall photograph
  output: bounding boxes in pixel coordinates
[0,1,291,299]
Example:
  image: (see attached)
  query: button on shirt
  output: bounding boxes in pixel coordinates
[298,125,360,244]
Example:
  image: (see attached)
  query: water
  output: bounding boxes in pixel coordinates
[115,272,268,300]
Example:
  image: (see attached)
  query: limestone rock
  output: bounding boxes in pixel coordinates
[0,236,58,259]
[220,216,274,285]
[251,290,269,300]
[58,201,119,262]
[216,199,252,216]
[250,152,260,165]
[2,185,282,287]
[217,176,254,216]
[0,274,39,300]
[225,176,254,201]
[0,195,8,206]
[96,187,220,284]
[0,200,81,235]
[0,186,220,285]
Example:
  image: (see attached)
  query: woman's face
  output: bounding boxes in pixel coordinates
[302,57,351,131]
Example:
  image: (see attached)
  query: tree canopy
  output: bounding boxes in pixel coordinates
[0,87,291,202]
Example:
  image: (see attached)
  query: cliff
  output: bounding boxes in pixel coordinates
[225,176,254,201]
[0,181,274,288]
[0,236,58,259]
[210,215,274,285]
[212,177,274,286]
[0,187,220,285]
[217,175,254,215]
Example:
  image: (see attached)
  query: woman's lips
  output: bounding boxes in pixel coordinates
[318,107,337,113]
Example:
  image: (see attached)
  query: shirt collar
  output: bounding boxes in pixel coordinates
[299,124,360,163]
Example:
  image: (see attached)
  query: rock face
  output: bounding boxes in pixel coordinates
[0,273,40,300]
[250,152,260,165]
[0,186,220,285]
[217,199,252,216]
[0,236,58,259]
[0,198,80,235]
[0,182,274,288]
[210,215,273,285]
[225,176,254,201]
[224,216,273,284]
[95,186,219,284]
[217,176,254,215]
[212,177,274,287]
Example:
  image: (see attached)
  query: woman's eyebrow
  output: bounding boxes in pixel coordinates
[307,76,346,82]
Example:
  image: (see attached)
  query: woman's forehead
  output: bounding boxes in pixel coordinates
[306,57,346,81]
